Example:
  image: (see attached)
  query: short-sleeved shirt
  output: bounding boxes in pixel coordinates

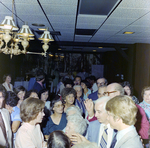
[11,106,22,139]
[42,113,67,135]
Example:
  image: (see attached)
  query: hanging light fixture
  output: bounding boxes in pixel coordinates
[39,29,54,55]
[0,0,54,58]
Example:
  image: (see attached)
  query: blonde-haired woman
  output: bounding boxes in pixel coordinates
[15,97,46,148]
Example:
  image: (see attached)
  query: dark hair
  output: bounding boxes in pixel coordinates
[61,88,76,101]
[74,76,82,81]
[81,80,91,89]
[89,75,96,82]
[0,85,7,108]
[14,85,26,95]
[47,130,71,148]
[38,88,49,100]
[50,95,62,111]
[36,69,45,81]
[121,81,133,95]
[5,91,19,107]
[3,74,11,82]
[64,79,74,87]
[24,89,38,99]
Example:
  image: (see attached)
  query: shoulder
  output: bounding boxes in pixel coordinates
[1,108,9,116]
[89,120,100,127]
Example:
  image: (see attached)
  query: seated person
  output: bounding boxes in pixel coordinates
[5,91,21,141]
[42,95,67,139]
[65,114,87,144]
[47,130,71,148]
[2,74,13,92]
[61,88,76,112]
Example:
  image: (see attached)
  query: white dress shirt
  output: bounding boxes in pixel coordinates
[98,123,114,148]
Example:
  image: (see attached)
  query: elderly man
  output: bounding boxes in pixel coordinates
[106,83,149,143]
[87,96,117,147]
[0,85,12,148]
[88,78,108,101]
[106,95,143,148]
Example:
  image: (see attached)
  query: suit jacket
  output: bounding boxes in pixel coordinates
[87,120,117,146]
[32,82,44,93]
[2,82,13,92]
[115,127,143,148]
[0,108,12,148]
[88,91,98,101]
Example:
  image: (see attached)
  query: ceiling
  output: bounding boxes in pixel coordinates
[1,0,150,53]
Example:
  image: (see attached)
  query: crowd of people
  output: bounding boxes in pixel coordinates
[0,71,149,148]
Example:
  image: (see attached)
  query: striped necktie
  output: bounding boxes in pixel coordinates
[100,125,108,148]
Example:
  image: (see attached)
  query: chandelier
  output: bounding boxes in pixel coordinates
[0,1,54,58]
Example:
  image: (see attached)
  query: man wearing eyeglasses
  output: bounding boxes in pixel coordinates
[106,83,149,147]
[0,85,12,148]
[88,78,108,101]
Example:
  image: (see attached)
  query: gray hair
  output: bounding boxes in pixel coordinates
[72,142,99,148]
[95,96,111,111]
[67,114,87,135]
[66,106,82,116]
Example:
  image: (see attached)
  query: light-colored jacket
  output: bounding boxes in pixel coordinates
[2,82,13,92]
[0,108,12,148]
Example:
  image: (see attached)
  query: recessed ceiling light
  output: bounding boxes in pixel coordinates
[98,47,103,48]
[93,50,96,52]
[32,23,45,27]
[38,28,46,31]
[123,32,134,34]
[58,48,62,50]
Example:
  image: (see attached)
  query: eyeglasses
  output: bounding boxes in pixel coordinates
[97,92,107,96]
[54,104,64,108]
[105,91,117,96]
[97,82,105,86]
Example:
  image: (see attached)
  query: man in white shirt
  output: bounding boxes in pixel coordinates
[106,95,143,148]
[87,96,117,147]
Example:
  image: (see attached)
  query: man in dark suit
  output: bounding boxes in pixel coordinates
[106,95,143,148]
[88,77,107,101]
[0,85,12,148]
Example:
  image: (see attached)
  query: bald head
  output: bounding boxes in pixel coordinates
[106,83,124,98]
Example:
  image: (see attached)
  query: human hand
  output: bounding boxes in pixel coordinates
[84,98,94,117]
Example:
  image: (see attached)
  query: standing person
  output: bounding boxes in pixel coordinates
[39,89,50,111]
[2,74,13,92]
[15,97,46,148]
[81,80,91,100]
[106,95,143,148]
[61,88,76,112]
[42,95,67,139]
[0,85,12,148]
[5,91,21,144]
[139,86,150,122]
[14,86,26,108]
[73,85,86,115]
[33,72,45,93]
[121,81,139,104]
[88,77,108,101]
[74,76,82,85]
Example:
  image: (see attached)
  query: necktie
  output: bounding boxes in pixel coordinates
[100,125,108,148]
[110,134,117,148]
[0,112,8,147]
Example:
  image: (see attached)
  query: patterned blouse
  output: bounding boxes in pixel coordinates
[139,100,150,122]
